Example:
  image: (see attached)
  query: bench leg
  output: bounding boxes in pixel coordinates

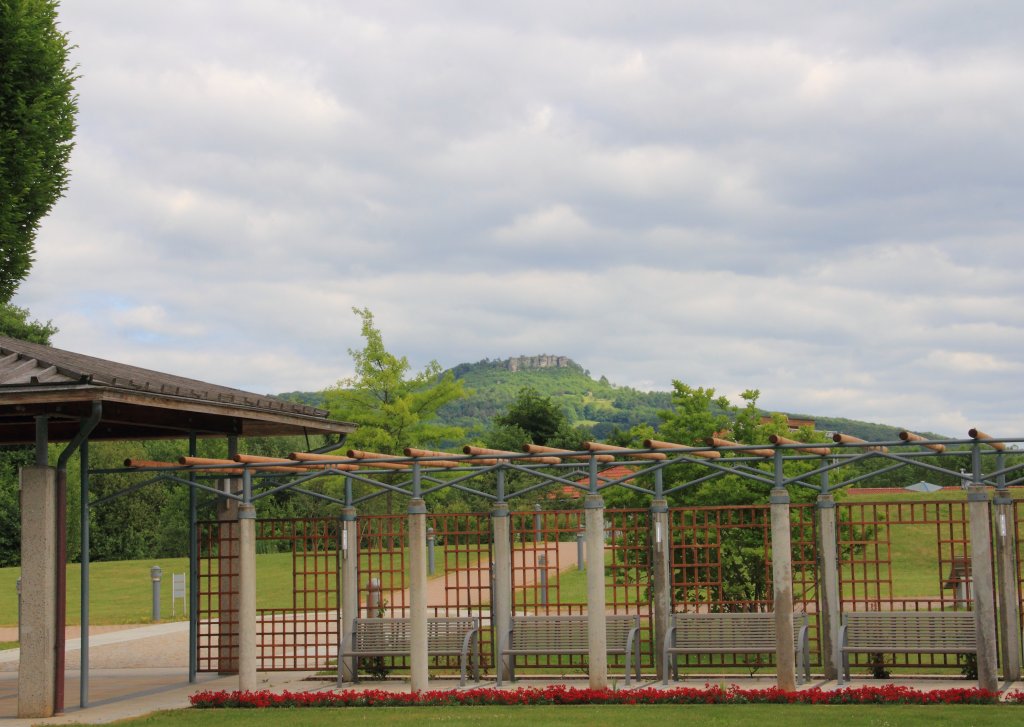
[624,650,631,687]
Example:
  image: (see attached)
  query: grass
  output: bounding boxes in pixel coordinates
[71,704,1015,727]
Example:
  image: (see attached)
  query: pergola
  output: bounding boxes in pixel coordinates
[0,335,355,718]
[5,335,1024,717]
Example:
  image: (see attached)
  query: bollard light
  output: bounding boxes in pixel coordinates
[150,565,163,622]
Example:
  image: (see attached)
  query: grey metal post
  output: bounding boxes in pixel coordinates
[427,527,436,576]
[770,472,796,691]
[80,439,90,707]
[150,566,163,622]
[339,505,359,684]
[993,451,1021,681]
[408,493,429,692]
[967,483,998,690]
[816,492,841,681]
[651,498,671,681]
[576,530,584,571]
[237,469,257,692]
[18,465,57,718]
[534,503,542,543]
[492,476,513,682]
[585,489,608,689]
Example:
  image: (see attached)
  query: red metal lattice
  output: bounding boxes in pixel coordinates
[837,500,976,673]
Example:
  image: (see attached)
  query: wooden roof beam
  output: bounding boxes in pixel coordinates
[523,443,614,463]
[287,452,360,471]
[705,437,773,458]
[831,432,888,453]
[643,438,721,459]
[768,434,831,456]
[969,428,1005,452]
[583,441,667,460]
[899,431,946,453]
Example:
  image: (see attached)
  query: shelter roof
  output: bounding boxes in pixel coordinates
[0,336,355,442]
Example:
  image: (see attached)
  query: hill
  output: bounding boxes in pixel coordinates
[280,354,916,443]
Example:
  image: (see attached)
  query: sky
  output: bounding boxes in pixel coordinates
[16,1,1024,436]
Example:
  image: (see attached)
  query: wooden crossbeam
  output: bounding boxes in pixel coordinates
[287,452,361,471]
[176,456,244,475]
[643,439,721,459]
[704,437,773,458]
[346,450,410,470]
[583,441,667,460]
[969,428,1005,451]
[899,431,946,453]
[402,447,461,467]
[831,433,888,453]
[768,434,831,456]
[523,443,615,462]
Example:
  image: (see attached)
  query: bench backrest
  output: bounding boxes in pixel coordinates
[352,617,478,652]
[509,614,639,651]
[670,612,807,650]
[842,611,976,650]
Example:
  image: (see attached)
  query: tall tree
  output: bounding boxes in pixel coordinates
[324,307,467,454]
[0,300,56,342]
[0,0,77,304]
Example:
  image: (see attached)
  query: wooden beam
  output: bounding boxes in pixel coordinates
[969,428,1005,452]
[899,431,946,453]
[768,434,831,456]
[704,437,773,458]
[582,441,667,460]
[287,452,360,471]
[523,443,615,462]
[643,438,722,459]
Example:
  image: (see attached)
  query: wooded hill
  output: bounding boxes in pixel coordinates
[281,354,914,442]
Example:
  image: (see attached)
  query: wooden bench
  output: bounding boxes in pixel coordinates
[339,616,480,686]
[837,611,977,684]
[662,612,810,684]
[496,614,642,686]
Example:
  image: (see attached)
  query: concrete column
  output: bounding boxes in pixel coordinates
[491,502,512,680]
[237,503,257,691]
[993,493,1021,681]
[584,493,608,689]
[339,507,359,684]
[18,466,57,718]
[967,485,998,691]
[408,498,429,692]
[216,478,241,674]
[770,487,796,691]
[651,500,672,681]
[816,493,841,680]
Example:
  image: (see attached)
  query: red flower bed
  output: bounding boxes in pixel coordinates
[190,684,1009,708]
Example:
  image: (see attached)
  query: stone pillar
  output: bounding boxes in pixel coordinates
[408,498,429,692]
[491,502,512,680]
[584,493,608,689]
[651,499,672,681]
[216,478,241,674]
[967,485,998,691]
[18,466,57,718]
[816,493,841,681]
[237,503,257,691]
[770,487,796,691]
[993,492,1021,681]
[339,506,359,684]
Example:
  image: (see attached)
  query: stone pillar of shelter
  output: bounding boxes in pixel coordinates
[816,493,841,681]
[650,499,672,681]
[216,478,241,674]
[237,502,257,691]
[491,502,513,681]
[339,506,359,684]
[993,492,1021,681]
[770,487,796,691]
[967,485,998,691]
[408,498,429,692]
[584,493,608,689]
[18,466,58,718]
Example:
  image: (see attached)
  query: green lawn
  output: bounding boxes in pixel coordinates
[72,704,1016,727]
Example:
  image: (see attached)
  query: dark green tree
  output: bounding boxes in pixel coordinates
[0,300,56,342]
[0,0,77,303]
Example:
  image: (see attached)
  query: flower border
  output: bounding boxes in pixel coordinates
[191,684,1016,708]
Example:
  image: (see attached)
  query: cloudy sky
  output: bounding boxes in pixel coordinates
[16,1,1024,435]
